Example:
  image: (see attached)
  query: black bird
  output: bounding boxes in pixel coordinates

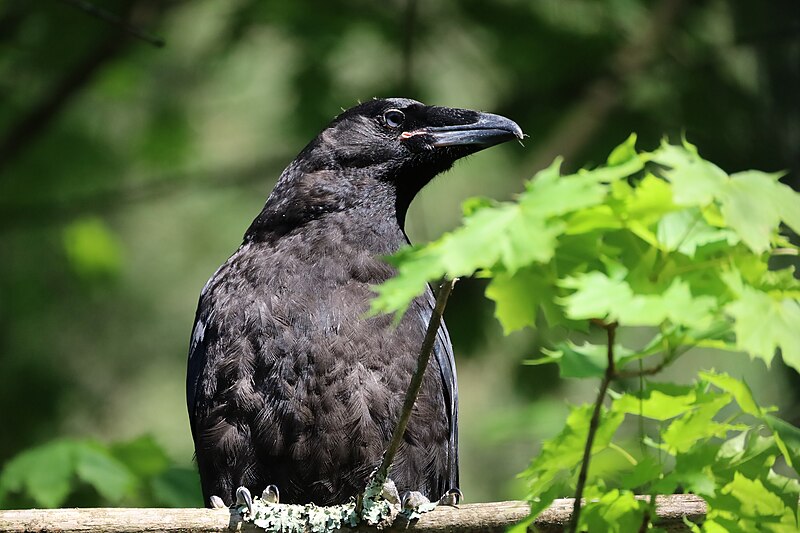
[186,98,522,507]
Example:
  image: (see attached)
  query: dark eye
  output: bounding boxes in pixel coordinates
[383,109,405,128]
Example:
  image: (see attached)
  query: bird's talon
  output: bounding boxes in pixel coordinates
[401,491,430,510]
[261,484,280,504]
[380,477,400,505]
[438,488,463,507]
[209,495,226,509]
[235,486,253,514]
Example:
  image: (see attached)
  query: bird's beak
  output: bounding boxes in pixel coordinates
[403,112,524,149]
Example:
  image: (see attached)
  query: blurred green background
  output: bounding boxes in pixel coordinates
[1,0,798,508]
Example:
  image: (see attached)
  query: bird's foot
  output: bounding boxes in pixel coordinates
[261,484,280,504]
[235,486,253,515]
[209,495,226,509]
[398,488,462,522]
[438,487,463,507]
[235,484,280,515]
[401,491,437,513]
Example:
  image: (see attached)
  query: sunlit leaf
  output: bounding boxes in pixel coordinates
[624,173,677,224]
[656,209,738,256]
[606,133,638,166]
[520,173,606,218]
[720,171,785,253]
[579,489,647,533]
[699,371,763,417]
[651,140,726,207]
[726,287,800,371]
[661,392,733,454]
[764,415,800,469]
[559,273,717,328]
[612,387,698,421]
[714,473,788,522]
[485,265,554,333]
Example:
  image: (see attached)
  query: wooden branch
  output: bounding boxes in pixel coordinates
[0,494,706,532]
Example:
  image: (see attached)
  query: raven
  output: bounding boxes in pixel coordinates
[186,98,522,507]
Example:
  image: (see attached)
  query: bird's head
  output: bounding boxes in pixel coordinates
[249,98,523,238]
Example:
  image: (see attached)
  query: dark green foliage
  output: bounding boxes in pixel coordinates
[0,436,201,508]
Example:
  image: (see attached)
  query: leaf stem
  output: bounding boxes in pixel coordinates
[373,278,456,490]
[569,321,617,533]
[608,442,638,465]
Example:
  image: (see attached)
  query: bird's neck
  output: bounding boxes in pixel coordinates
[244,166,409,248]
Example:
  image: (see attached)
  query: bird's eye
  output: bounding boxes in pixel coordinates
[383,109,405,128]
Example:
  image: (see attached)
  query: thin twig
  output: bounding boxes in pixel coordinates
[374,279,456,487]
[569,322,617,533]
[57,0,165,47]
[615,322,732,380]
[615,355,674,379]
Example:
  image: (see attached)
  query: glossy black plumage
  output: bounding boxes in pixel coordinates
[186,98,522,506]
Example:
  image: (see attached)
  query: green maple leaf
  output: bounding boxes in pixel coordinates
[719,171,787,253]
[559,272,717,328]
[651,139,727,207]
[726,286,800,371]
[485,265,560,333]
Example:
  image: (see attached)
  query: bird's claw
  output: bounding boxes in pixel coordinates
[401,491,430,510]
[235,486,253,514]
[261,484,280,504]
[399,490,438,521]
[209,495,226,509]
[438,487,463,507]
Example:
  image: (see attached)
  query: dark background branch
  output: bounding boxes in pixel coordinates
[57,0,165,47]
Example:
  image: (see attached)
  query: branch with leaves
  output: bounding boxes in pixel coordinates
[371,136,800,532]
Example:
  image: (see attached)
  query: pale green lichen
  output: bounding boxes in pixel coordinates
[239,475,439,532]
[243,498,358,533]
[359,472,400,528]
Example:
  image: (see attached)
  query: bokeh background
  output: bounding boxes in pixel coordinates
[1,0,798,507]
